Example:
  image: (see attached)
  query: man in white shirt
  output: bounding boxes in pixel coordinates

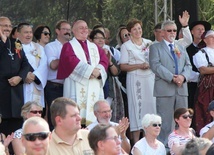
[44,20,71,130]
[87,100,130,153]
[200,100,214,143]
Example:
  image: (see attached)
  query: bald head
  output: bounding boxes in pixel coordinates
[93,100,110,112]
[72,20,88,41]
[0,16,10,22]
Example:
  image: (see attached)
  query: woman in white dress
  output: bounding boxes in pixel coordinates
[119,18,156,144]
[131,114,165,155]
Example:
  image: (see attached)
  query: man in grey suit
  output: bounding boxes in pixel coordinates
[149,20,192,145]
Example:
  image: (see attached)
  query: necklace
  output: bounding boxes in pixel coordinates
[132,39,143,50]
[7,39,14,60]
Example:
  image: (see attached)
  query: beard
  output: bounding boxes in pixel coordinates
[168,35,176,42]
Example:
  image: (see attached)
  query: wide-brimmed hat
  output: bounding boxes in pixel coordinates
[189,21,211,31]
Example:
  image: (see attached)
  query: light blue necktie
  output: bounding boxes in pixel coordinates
[169,44,178,75]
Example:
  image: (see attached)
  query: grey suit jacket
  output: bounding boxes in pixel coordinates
[149,40,192,97]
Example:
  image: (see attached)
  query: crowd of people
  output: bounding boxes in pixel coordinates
[0,8,214,155]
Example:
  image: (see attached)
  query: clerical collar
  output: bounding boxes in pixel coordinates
[77,39,87,44]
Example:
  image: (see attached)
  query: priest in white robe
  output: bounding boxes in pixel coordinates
[17,23,48,107]
[57,20,108,125]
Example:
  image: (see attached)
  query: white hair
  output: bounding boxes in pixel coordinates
[142,114,161,131]
[161,20,176,30]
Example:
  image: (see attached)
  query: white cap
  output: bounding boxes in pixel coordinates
[205,30,214,38]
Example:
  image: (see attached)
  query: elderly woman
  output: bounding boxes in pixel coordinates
[119,18,156,144]
[168,108,195,155]
[131,114,166,155]
[34,25,51,48]
[88,124,128,155]
[12,101,43,155]
[193,30,214,134]
[89,29,124,122]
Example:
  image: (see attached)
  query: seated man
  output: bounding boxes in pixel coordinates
[87,100,130,153]
[21,117,51,155]
[48,97,93,155]
[200,100,214,142]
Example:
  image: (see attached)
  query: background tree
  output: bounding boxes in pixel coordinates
[0,0,213,45]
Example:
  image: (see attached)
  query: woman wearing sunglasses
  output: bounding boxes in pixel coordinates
[34,25,51,48]
[12,101,43,155]
[131,114,166,155]
[168,108,195,155]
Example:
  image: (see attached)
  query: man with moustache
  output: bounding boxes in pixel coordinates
[0,17,30,137]
[149,20,192,145]
[44,20,71,130]
[57,20,108,126]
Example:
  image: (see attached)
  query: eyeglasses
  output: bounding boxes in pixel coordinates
[0,24,12,28]
[94,37,105,40]
[152,123,161,127]
[123,33,130,39]
[182,115,193,119]
[105,136,120,142]
[98,110,112,114]
[42,31,51,36]
[165,29,177,33]
[30,110,43,114]
[23,132,49,141]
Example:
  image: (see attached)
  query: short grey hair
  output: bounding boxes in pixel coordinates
[22,117,50,134]
[93,100,109,112]
[21,101,43,120]
[161,20,176,30]
[182,138,212,155]
[142,114,161,131]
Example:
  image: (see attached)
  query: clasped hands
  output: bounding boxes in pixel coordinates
[8,76,22,86]
[140,62,149,70]
[90,68,100,79]
[173,75,185,87]
[25,72,35,84]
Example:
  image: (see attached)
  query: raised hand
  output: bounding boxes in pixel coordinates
[179,10,190,27]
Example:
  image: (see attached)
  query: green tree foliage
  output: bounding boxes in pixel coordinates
[0,0,213,44]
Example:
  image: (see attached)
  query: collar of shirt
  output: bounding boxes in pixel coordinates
[51,129,83,145]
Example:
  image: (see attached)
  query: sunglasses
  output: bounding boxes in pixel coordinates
[182,115,193,119]
[23,132,49,141]
[152,123,161,127]
[123,33,130,39]
[166,29,177,33]
[42,31,51,36]
[30,110,43,114]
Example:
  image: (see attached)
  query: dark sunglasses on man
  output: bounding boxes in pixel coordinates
[23,132,50,141]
